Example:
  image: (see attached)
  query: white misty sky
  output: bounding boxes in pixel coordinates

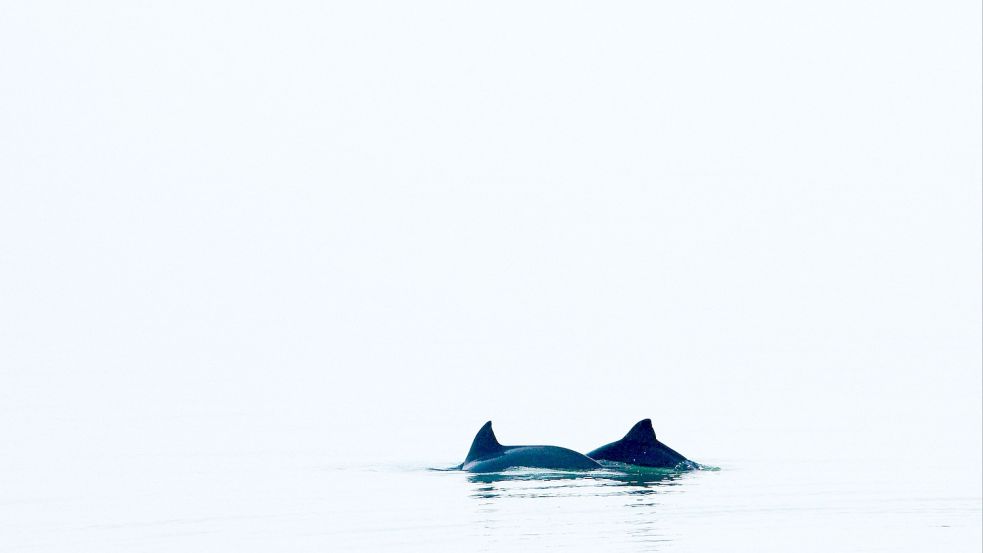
[1,2,980,469]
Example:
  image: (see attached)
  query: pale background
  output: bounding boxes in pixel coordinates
[1,1,980,550]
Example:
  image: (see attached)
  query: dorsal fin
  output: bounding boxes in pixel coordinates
[623,419,657,443]
[464,421,504,462]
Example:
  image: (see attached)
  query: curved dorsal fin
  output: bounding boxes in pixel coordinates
[623,418,657,443]
[465,421,504,462]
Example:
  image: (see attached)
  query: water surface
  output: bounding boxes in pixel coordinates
[3,450,979,552]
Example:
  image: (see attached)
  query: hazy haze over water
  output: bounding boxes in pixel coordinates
[1,1,981,551]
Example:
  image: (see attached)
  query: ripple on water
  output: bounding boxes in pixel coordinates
[437,464,713,551]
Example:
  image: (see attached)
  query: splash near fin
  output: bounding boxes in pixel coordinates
[623,418,658,443]
[464,421,504,463]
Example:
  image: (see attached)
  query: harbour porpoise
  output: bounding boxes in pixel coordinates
[457,421,601,473]
[587,418,696,469]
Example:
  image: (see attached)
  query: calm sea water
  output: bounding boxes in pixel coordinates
[4,446,980,552]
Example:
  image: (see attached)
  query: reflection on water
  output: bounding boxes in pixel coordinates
[467,466,686,498]
[3,450,978,552]
[396,457,979,552]
[461,464,712,551]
